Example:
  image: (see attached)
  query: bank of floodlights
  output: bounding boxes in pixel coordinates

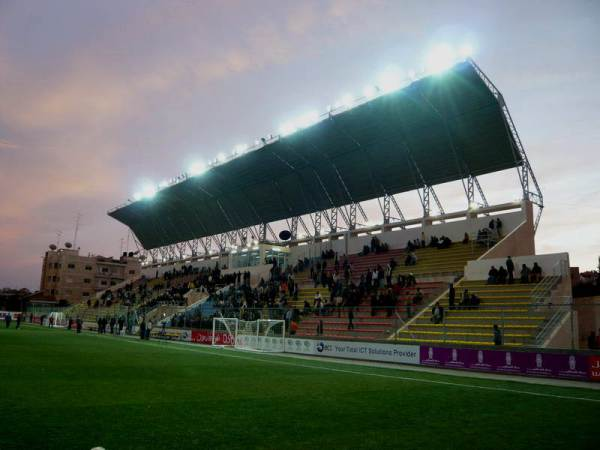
[129,41,474,203]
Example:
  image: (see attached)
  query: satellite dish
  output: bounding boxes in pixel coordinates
[279,230,292,241]
[128,252,134,257]
[140,255,147,261]
[64,242,72,248]
[49,244,57,250]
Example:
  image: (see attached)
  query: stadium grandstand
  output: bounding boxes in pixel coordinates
[94,57,573,349]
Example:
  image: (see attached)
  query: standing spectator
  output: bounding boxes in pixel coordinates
[448,283,456,310]
[316,319,324,336]
[496,218,503,236]
[347,308,355,330]
[493,324,503,345]
[506,256,515,284]
[16,314,21,329]
[139,318,146,340]
[76,318,82,334]
[5,312,11,328]
[587,331,597,350]
[531,263,543,283]
[520,264,531,283]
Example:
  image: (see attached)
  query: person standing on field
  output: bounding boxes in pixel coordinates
[16,314,21,329]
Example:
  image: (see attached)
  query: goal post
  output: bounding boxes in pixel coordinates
[212,317,285,352]
[212,317,238,346]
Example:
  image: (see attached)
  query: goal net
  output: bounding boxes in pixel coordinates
[212,317,238,346]
[212,317,285,352]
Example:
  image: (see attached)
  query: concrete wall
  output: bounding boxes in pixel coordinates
[464,252,570,281]
[288,209,526,262]
[545,311,578,350]
[480,201,535,259]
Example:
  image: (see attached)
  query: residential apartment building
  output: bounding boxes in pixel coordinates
[40,247,141,304]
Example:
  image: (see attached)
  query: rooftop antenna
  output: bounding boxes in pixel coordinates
[119,237,125,255]
[126,231,131,253]
[73,212,82,248]
[55,230,62,247]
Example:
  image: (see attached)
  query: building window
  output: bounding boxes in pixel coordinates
[54,263,60,268]
[85,265,92,271]
[101,267,109,273]
[47,276,52,281]
[67,263,75,269]
[84,278,91,284]
[82,292,90,297]
[50,289,55,296]
[128,270,135,274]
[100,280,107,286]
[110,280,116,286]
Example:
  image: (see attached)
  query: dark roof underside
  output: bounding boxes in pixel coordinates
[109,61,521,249]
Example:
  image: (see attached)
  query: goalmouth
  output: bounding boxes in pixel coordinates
[212,317,286,352]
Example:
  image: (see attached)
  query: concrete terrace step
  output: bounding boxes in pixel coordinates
[392,338,524,347]
[398,330,533,339]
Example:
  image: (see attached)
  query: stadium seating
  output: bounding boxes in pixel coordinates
[294,282,445,340]
[393,279,560,347]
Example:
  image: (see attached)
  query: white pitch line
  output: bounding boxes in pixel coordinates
[99,334,600,404]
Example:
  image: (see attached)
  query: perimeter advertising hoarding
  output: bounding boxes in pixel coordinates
[191,329,234,346]
[284,338,420,365]
[420,346,590,381]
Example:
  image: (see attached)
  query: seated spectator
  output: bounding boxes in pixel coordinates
[460,289,469,309]
[469,294,480,309]
[429,236,439,248]
[404,251,417,266]
[431,301,444,324]
[520,264,531,284]
[531,262,543,283]
[462,232,469,244]
[488,266,498,284]
[497,266,508,284]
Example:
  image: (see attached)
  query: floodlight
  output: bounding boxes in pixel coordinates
[296,110,320,129]
[377,66,403,93]
[363,85,377,99]
[158,180,169,189]
[425,43,457,74]
[339,93,353,108]
[279,122,297,137]
[216,152,226,163]
[141,185,157,200]
[459,43,474,59]
[133,192,142,201]
[189,162,206,176]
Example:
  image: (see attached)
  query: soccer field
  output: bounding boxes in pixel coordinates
[0,326,597,450]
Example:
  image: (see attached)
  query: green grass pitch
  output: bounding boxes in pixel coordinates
[0,325,597,449]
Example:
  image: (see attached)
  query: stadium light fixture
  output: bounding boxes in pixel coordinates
[425,43,457,75]
[377,66,403,93]
[459,43,474,59]
[189,162,206,176]
[141,185,157,200]
[363,85,377,99]
[296,110,320,129]
[235,144,247,154]
[279,122,297,137]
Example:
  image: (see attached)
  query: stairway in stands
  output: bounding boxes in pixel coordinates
[394,279,560,347]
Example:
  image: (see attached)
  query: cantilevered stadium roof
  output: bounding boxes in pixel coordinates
[109,61,523,249]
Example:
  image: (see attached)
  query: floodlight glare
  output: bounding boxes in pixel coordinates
[363,85,377,99]
[158,180,169,189]
[132,192,142,201]
[459,43,474,59]
[425,43,457,74]
[141,185,157,200]
[216,152,226,163]
[235,144,247,154]
[377,66,403,93]
[296,110,320,129]
[279,122,297,137]
[340,93,353,108]
[189,162,206,176]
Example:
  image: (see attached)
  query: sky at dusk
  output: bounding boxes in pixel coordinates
[1,0,599,290]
